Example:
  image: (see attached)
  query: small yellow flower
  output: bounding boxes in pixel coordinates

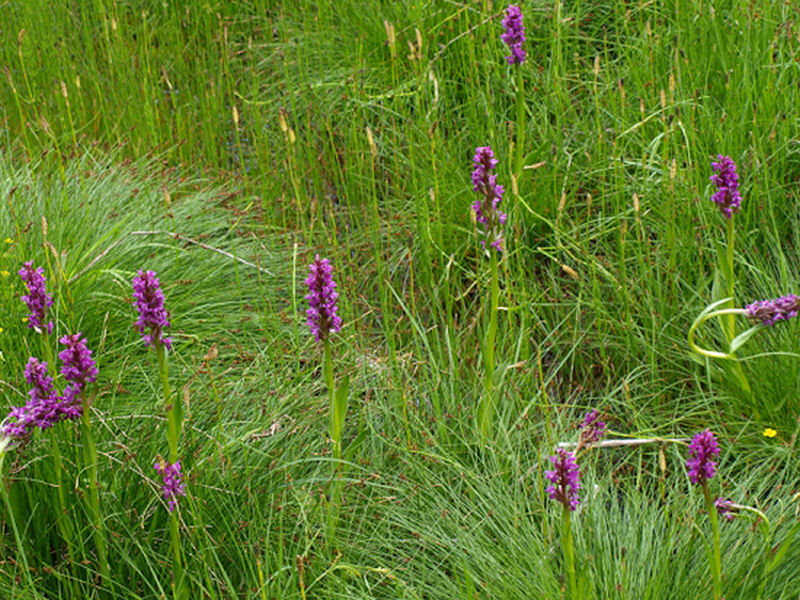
[21,317,27,323]
[0,327,3,334]
[0,270,9,277]
[4,238,13,244]
[763,427,777,438]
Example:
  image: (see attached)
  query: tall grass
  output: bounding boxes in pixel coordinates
[1,0,799,597]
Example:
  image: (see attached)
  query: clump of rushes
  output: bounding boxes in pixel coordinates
[545,449,580,598]
[472,147,505,443]
[19,261,54,334]
[686,429,723,599]
[305,255,346,460]
[132,270,188,599]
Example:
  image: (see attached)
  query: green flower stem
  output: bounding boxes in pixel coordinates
[39,336,78,592]
[724,218,736,342]
[513,67,525,183]
[722,219,752,395]
[479,252,499,443]
[687,304,751,395]
[702,482,722,600]
[687,307,747,360]
[323,340,338,461]
[562,505,577,600]
[155,341,188,600]
[323,338,342,549]
[0,447,40,595]
[156,342,180,462]
[80,390,111,594]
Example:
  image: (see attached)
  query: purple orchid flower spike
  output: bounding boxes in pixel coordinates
[710,155,742,219]
[19,262,54,334]
[58,333,98,420]
[686,429,719,485]
[305,255,342,342]
[500,5,526,65]
[745,294,800,326]
[1,358,60,441]
[578,409,606,445]
[545,449,581,511]
[154,459,186,512]
[132,270,172,349]
[471,146,507,253]
[714,498,736,521]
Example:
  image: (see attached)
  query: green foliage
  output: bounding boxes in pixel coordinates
[0,0,799,598]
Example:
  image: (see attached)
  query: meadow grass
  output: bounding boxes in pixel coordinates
[1,0,799,598]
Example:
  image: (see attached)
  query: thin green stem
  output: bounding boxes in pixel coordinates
[480,252,499,443]
[562,505,577,600]
[722,218,752,396]
[323,338,342,549]
[323,340,337,460]
[513,67,525,182]
[81,391,111,596]
[725,218,735,342]
[156,342,179,462]
[40,336,78,593]
[702,482,722,600]
[687,307,747,360]
[156,341,188,600]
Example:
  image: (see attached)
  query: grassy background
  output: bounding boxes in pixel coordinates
[1,0,799,598]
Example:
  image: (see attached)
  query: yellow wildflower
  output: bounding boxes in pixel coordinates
[0,270,9,277]
[763,428,777,438]
[4,238,13,244]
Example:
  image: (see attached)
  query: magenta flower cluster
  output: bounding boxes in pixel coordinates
[1,358,60,439]
[745,294,799,326]
[2,333,97,442]
[19,261,54,334]
[305,255,342,342]
[686,429,719,485]
[471,146,507,253]
[132,270,172,349]
[709,155,742,219]
[58,333,99,420]
[578,409,606,444]
[154,460,186,512]
[714,497,736,521]
[500,5,526,65]
[545,449,581,511]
